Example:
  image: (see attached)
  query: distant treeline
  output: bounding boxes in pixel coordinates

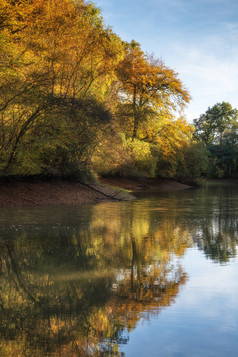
[1,0,238,182]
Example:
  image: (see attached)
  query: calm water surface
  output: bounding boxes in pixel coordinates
[1,183,238,356]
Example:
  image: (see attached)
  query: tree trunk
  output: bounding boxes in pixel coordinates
[132,85,138,140]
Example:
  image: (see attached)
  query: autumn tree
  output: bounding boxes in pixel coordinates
[116,43,190,140]
[0,0,123,176]
[0,0,194,181]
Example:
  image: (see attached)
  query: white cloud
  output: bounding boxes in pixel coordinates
[93,0,238,121]
[162,27,238,120]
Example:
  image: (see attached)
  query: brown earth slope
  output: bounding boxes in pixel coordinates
[0,177,190,208]
[99,177,191,192]
[0,180,133,208]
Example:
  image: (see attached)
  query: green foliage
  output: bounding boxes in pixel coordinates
[207,138,238,179]
[181,143,209,179]
[193,102,238,145]
[92,134,157,178]
[156,143,209,181]
[124,138,157,176]
[156,154,178,178]
[193,102,238,179]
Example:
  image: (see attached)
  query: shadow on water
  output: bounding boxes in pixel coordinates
[0,182,238,356]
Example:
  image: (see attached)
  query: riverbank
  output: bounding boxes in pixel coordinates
[100,177,191,192]
[0,177,191,208]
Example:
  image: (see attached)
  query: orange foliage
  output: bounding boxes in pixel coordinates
[116,45,190,139]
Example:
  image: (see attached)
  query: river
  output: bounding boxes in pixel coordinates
[1,182,238,356]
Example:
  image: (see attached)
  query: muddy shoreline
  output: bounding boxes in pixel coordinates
[0,177,191,208]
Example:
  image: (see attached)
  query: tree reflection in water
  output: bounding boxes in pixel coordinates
[186,185,238,263]
[0,201,190,356]
[1,184,238,356]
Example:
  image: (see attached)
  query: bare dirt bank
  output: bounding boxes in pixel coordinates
[0,177,191,208]
[99,177,191,193]
[0,180,134,208]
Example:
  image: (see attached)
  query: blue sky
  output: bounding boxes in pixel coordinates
[92,0,238,122]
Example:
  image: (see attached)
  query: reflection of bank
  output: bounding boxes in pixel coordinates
[189,185,238,264]
[132,185,238,265]
[0,200,192,357]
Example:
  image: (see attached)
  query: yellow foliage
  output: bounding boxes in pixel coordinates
[116,45,190,139]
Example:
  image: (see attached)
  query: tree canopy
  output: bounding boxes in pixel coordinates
[116,44,190,140]
[1,0,215,182]
[193,102,238,178]
[193,102,238,145]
